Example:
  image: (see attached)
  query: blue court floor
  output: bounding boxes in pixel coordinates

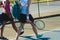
[10,29,60,40]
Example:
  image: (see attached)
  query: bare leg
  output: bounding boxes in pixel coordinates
[18,22,24,35]
[29,20,43,38]
[19,23,24,31]
[8,13,18,32]
[1,21,6,37]
[26,20,38,36]
[10,20,18,32]
[30,22,38,36]
[16,22,24,40]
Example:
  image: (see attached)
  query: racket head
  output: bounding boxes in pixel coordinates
[34,19,45,30]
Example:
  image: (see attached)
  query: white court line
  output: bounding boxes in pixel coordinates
[29,28,60,36]
[10,28,60,40]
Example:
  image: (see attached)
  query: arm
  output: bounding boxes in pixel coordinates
[26,0,31,20]
[27,0,31,8]
[26,0,31,15]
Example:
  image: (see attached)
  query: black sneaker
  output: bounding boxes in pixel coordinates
[0,37,8,40]
[19,31,24,35]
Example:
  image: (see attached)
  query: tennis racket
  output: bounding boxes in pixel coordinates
[34,19,45,30]
[16,26,20,40]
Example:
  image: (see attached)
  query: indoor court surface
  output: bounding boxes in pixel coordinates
[0,1,60,40]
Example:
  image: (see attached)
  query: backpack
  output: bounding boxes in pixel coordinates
[12,1,21,19]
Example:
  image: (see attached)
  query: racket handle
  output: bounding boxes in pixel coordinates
[27,15,29,20]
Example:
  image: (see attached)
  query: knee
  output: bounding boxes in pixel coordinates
[10,18,14,21]
[29,21,33,24]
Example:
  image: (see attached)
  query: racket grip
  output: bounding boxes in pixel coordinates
[27,15,29,20]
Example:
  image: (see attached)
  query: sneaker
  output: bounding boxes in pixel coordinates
[36,34,43,38]
[0,37,8,40]
[19,31,24,35]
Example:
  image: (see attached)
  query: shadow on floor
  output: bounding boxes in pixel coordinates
[20,35,50,40]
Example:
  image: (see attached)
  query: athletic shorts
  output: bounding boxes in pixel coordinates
[19,14,34,23]
[0,13,11,22]
[0,14,3,25]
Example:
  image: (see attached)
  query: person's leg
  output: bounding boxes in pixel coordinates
[16,22,24,40]
[7,13,18,32]
[2,13,18,33]
[1,21,6,37]
[10,19,18,32]
[26,14,38,36]
[29,21,38,36]
[18,22,25,35]
[28,20,43,38]
[18,14,26,35]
